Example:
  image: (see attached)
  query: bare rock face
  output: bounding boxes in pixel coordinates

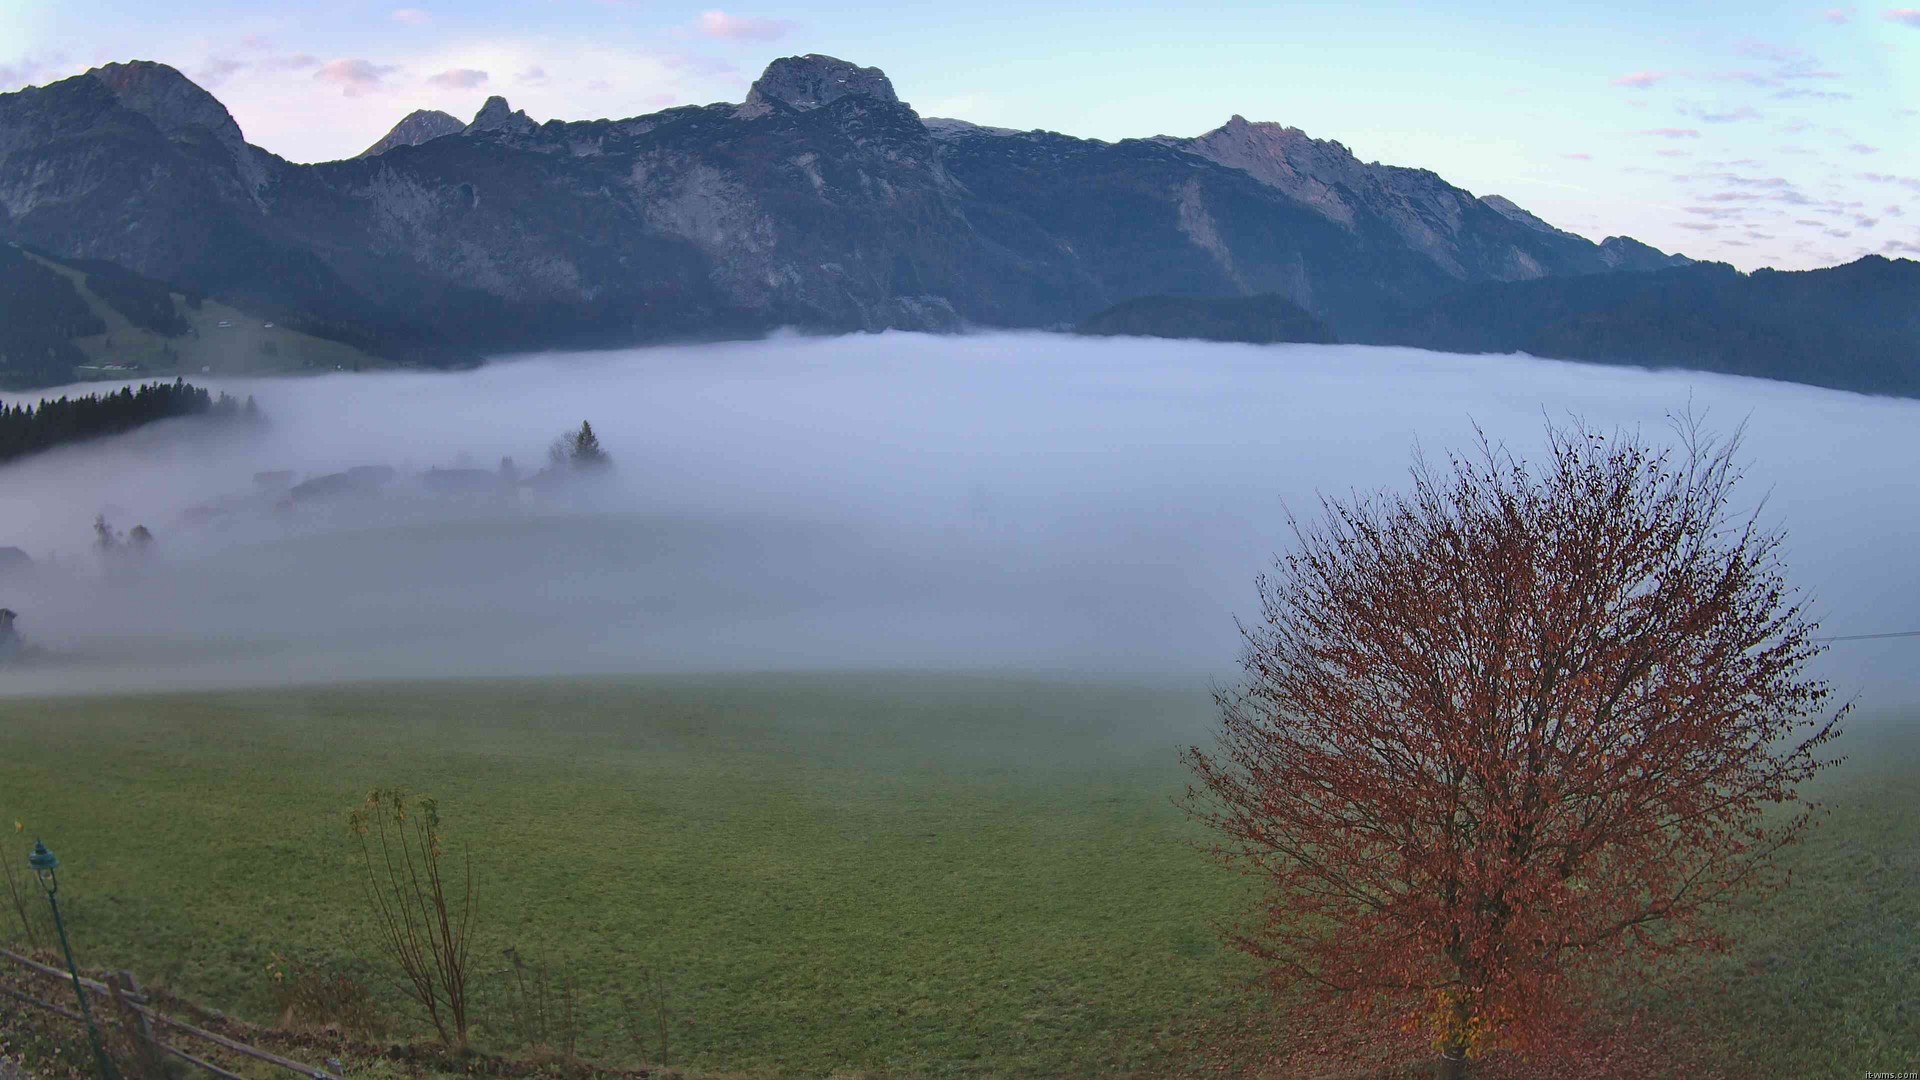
[1479,194,1567,236]
[87,60,272,191]
[90,60,246,150]
[737,54,900,118]
[1160,116,1365,225]
[467,96,536,135]
[1161,115,1688,282]
[360,109,465,158]
[1169,116,1494,275]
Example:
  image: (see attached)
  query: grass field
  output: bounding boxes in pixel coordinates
[0,674,1914,1076]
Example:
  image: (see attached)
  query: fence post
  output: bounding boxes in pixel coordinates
[109,971,165,1080]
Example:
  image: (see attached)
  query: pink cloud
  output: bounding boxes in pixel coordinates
[1609,70,1671,88]
[1821,6,1853,21]
[1884,8,1920,25]
[391,8,431,25]
[313,58,398,97]
[427,68,489,89]
[1563,152,1593,161]
[1849,142,1880,154]
[1639,127,1702,138]
[694,10,794,40]
[518,65,550,85]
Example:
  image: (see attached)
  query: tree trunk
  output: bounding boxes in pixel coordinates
[1435,1043,1469,1080]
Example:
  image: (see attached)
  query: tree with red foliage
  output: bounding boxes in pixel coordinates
[1184,419,1843,1077]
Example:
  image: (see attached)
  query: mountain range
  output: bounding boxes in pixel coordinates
[0,53,1913,396]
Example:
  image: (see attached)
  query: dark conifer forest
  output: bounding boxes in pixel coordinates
[0,379,255,465]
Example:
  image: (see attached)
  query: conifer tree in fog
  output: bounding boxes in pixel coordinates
[551,420,610,471]
[569,421,609,468]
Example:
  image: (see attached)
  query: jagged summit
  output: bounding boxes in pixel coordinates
[360,109,464,158]
[738,54,899,118]
[468,95,535,134]
[88,60,247,150]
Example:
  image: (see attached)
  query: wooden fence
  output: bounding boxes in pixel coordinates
[0,947,336,1080]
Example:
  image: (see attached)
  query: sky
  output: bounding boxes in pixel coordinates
[0,1,1915,271]
[1,334,1914,708]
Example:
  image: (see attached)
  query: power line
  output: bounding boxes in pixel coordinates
[1817,629,1920,643]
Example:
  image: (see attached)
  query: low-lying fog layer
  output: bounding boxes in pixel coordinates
[0,333,1914,704]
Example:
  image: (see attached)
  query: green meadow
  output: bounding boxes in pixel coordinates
[0,674,1914,1076]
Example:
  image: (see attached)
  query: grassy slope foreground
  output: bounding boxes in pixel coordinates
[0,676,1255,1077]
[0,675,1914,1076]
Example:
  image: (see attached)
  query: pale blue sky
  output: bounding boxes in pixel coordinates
[3,0,1915,270]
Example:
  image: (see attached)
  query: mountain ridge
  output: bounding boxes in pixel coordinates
[4,52,1829,393]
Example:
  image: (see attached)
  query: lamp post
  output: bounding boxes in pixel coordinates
[29,840,119,1080]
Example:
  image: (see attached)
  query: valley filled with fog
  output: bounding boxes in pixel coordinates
[0,333,1914,704]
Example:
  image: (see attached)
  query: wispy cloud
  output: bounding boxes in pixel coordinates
[193,57,248,86]
[427,68,489,89]
[313,58,399,96]
[1690,105,1760,123]
[392,8,432,26]
[1883,9,1920,26]
[1639,127,1702,138]
[1821,7,1854,21]
[1861,172,1920,191]
[518,66,550,85]
[1563,152,1593,161]
[260,53,320,72]
[1849,142,1880,154]
[694,10,794,41]
[1716,174,1794,188]
[1610,70,1672,88]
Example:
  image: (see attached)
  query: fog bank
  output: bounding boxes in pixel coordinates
[0,333,1914,704]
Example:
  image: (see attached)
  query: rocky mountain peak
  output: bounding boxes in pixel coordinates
[360,109,465,158]
[1598,234,1694,270]
[88,60,246,150]
[468,95,535,134]
[1479,194,1569,237]
[738,54,899,118]
[1170,116,1367,227]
